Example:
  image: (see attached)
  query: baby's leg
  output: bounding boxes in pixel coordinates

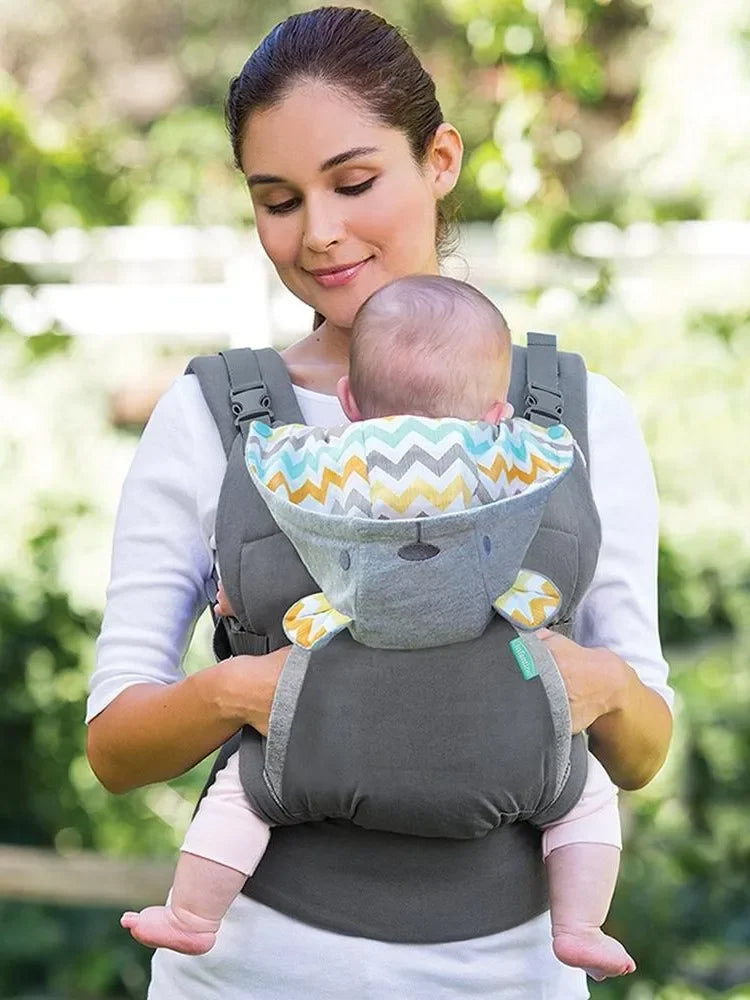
[543,752,636,981]
[121,751,270,955]
[546,842,635,980]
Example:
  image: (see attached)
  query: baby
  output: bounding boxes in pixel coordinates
[122,276,634,981]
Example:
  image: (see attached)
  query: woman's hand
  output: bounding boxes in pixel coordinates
[214,584,236,619]
[219,647,290,737]
[535,628,627,735]
[535,628,672,790]
[210,586,286,735]
[211,586,286,735]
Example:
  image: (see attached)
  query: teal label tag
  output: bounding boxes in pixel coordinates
[510,637,538,680]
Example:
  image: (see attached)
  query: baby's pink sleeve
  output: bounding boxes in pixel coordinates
[181,751,271,876]
[541,752,622,860]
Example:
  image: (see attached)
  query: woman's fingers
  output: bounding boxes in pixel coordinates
[215,584,236,618]
[534,629,609,734]
[228,646,291,736]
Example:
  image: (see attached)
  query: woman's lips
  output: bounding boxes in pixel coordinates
[307,258,371,288]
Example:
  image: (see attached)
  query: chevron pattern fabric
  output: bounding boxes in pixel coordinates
[246,416,574,520]
[283,592,353,650]
[492,570,562,629]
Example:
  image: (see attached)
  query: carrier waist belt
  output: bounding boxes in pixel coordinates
[243,800,549,943]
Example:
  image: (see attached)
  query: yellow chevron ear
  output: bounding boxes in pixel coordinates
[283,593,353,651]
[492,570,562,630]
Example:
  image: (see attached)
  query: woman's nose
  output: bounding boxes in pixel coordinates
[302,197,345,253]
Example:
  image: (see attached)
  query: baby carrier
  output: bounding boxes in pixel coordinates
[186,333,601,943]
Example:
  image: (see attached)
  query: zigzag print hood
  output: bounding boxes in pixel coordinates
[245,415,576,650]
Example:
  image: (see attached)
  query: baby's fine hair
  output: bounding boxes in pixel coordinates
[350,275,511,420]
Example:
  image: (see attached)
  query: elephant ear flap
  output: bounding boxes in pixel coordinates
[492,570,563,631]
[283,593,353,651]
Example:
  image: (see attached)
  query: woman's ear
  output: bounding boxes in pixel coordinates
[337,375,362,422]
[426,122,463,198]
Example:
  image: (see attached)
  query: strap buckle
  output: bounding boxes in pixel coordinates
[212,614,270,658]
[230,381,273,429]
[524,382,564,426]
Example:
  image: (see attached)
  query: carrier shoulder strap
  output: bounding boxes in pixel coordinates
[185,347,304,658]
[186,347,304,455]
[509,332,590,465]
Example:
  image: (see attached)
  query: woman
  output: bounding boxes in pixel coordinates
[86,8,673,998]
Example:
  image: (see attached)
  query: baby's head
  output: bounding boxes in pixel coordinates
[337,276,513,424]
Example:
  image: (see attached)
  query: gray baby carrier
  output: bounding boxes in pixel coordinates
[187,333,601,943]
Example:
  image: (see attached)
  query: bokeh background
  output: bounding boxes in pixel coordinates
[1,0,748,997]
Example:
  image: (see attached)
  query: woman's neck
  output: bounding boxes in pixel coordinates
[281,319,351,395]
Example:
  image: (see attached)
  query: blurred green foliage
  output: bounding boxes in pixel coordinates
[1,0,748,996]
[0,0,706,235]
[0,93,129,233]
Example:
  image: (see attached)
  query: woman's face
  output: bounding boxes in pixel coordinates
[240,81,461,330]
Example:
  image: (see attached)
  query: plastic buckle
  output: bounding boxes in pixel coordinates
[230,381,272,429]
[226,614,247,634]
[524,383,564,426]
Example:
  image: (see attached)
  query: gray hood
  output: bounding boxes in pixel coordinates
[245,415,575,649]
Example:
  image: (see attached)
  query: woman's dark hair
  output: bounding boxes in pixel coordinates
[225,6,458,262]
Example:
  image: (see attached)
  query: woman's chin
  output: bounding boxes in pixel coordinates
[310,297,366,332]
[307,270,385,330]
[318,309,359,331]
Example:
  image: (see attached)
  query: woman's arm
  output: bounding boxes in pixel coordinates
[551,373,674,789]
[536,632,672,789]
[587,650,672,790]
[86,376,284,794]
[87,650,288,794]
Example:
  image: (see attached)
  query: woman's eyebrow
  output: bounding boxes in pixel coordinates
[247,146,380,187]
[319,146,380,171]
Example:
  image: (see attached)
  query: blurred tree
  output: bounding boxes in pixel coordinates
[0,85,129,234]
[0,0,658,232]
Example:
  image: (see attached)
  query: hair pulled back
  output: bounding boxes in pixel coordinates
[225,6,457,258]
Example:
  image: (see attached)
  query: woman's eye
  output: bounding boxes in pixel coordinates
[337,178,376,196]
[264,178,375,215]
[265,198,300,216]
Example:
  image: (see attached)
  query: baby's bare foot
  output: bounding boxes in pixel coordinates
[121,905,219,955]
[553,926,636,981]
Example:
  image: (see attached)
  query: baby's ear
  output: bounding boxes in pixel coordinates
[492,570,562,630]
[337,375,362,423]
[480,400,513,424]
[283,593,353,650]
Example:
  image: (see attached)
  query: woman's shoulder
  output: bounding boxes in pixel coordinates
[131,374,226,489]
[583,369,655,491]
[162,371,215,414]
[148,373,223,443]
[585,370,641,435]
[585,369,628,408]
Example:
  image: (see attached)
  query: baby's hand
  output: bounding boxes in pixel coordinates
[214,584,237,619]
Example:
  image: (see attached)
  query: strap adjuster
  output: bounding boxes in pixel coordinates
[524,382,564,426]
[230,381,273,428]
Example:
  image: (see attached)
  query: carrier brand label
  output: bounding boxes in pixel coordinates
[509,637,538,680]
